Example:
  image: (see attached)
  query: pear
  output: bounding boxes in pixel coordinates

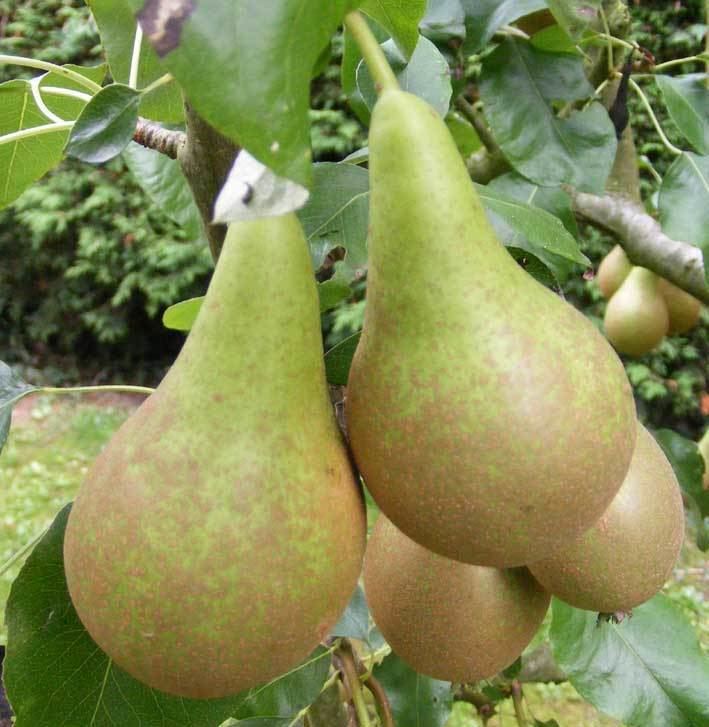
[346,89,637,567]
[597,245,631,299]
[64,213,366,698]
[699,430,709,490]
[604,266,669,356]
[657,278,702,334]
[363,515,550,683]
[529,423,684,612]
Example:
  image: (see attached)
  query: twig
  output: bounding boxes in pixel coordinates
[455,96,499,154]
[363,673,394,727]
[133,117,186,159]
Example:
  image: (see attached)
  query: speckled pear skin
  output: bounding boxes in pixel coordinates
[529,423,685,612]
[657,278,702,335]
[597,245,631,299]
[346,89,637,567]
[363,515,550,682]
[63,214,366,699]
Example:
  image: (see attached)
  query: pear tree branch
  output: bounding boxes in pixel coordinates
[133,117,185,159]
[569,189,709,304]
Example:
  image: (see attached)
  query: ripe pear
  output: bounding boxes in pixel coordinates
[346,89,636,567]
[363,515,550,683]
[529,423,684,612]
[657,278,702,334]
[604,266,669,356]
[64,213,366,698]
[597,245,631,299]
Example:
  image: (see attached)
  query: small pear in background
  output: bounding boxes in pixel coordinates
[597,244,631,299]
[699,430,709,489]
[529,423,684,612]
[363,515,550,683]
[657,278,702,334]
[604,266,669,356]
[346,89,636,568]
[64,214,366,698]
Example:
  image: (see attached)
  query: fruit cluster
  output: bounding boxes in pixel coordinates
[599,245,703,356]
[61,89,686,698]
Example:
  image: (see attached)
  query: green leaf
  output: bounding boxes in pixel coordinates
[550,596,709,727]
[478,184,590,281]
[357,36,453,118]
[324,332,361,386]
[4,505,332,726]
[459,0,546,53]
[530,25,579,54]
[373,653,452,727]
[360,0,427,58]
[445,112,482,156]
[123,142,204,240]
[546,0,601,38]
[420,0,466,42]
[318,275,352,313]
[656,75,709,155]
[162,296,204,331]
[480,38,616,192]
[38,63,107,120]
[0,80,69,209]
[653,428,708,550]
[66,83,140,163]
[658,152,709,281]
[87,0,183,123]
[126,0,351,187]
[330,585,370,642]
[0,361,37,456]
[298,162,369,281]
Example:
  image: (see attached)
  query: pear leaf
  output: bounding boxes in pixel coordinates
[546,0,601,38]
[459,0,546,53]
[126,0,352,186]
[324,332,361,386]
[298,163,369,280]
[550,596,709,727]
[357,36,452,118]
[359,0,427,58]
[66,83,141,163]
[330,584,370,641]
[0,362,37,455]
[162,296,204,331]
[122,142,204,239]
[373,653,452,727]
[658,152,709,281]
[480,38,617,192]
[4,504,333,726]
[420,0,466,42]
[87,0,183,122]
[0,80,69,209]
[656,74,709,155]
[37,63,107,119]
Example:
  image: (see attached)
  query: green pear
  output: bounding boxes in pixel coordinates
[64,213,366,698]
[363,514,550,682]
[346,89,636,567]
[657,278,702,334]
[699,429,709,490]
[597,245,631,299]
[529,423,684,612]
[604,266,669,356]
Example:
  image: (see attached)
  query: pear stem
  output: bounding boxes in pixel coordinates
[336,641,373,727]
[344,11,399,94]
[38,385,155,396]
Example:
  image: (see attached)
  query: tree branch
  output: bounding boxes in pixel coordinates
[569,189,709,304]
[133,117,185,159]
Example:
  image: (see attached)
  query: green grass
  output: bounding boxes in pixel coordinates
[1,397,706,726]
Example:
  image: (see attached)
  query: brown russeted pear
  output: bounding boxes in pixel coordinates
[363,515,550,682]
[346,89,637,567]
[597,244,631,299]
[529,423,684,612]
[657,278,702,334]
[64,213,366,699]
[604,266,669,356]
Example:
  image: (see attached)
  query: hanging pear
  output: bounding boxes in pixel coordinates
[657,278,702,334]
[529,423,684,612]
[64,213,366,698]
[597,244,631,299]
[604,266,669,356]
[346,89,637,567]
[363,514,550,682]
